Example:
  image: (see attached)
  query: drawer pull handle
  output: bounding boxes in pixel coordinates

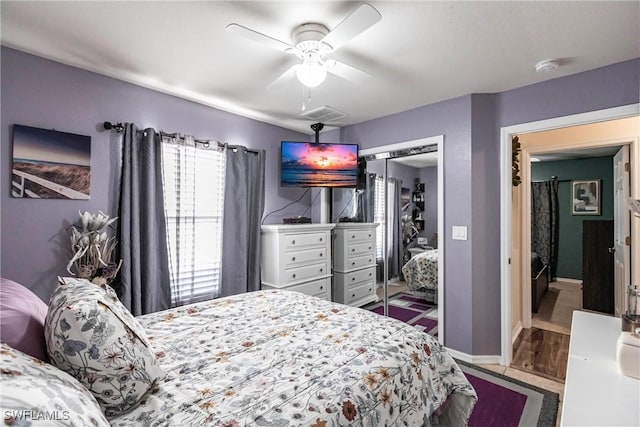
[319,237,323,242]
[368,234,372,238]
[352,261,356,266]
[319,253,323,257]
[352,235,355,239]
[292,257,296,261]
[352,294,356,298]
[292,274,296,278]
[320,286,324,290]
[352,277,355,281]
[351,248,355,252]
[292,240,295,245]
[320,268,323,272]
[368,259,372,263]
[369,273,372,277]
[368,246,372,250]
[369,288,372,292]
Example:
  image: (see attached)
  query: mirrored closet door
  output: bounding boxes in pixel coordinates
[332,142,441,340]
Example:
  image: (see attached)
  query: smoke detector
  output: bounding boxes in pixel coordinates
[535,59,559,73]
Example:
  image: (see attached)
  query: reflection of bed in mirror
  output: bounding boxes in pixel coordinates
[402,249,438,303]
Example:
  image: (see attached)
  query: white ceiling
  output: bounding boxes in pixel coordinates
[2,1,638,135]
[532,146,621,163]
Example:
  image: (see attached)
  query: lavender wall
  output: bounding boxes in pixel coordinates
[340,96,476,353]
[338,59,639,355]
[1,47,309,302]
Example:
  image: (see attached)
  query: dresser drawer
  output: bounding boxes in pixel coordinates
[346,282,376,305]
[347,242,375,257]
[345,267,375,287]
[282,232,327,249]
[283,247,327,268]
[347,229,375,243]
[345,254,375,270]
[285,262,329,284]
[287,278,330,299]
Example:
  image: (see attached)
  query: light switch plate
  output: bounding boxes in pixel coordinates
[452,226,468,240]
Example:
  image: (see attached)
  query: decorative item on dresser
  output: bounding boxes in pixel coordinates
[332,222,379,307]
[260,224,335,300]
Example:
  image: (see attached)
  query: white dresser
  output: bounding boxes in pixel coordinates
[561,311,640,426]
[332,223,379,307]
[260,224,335,300]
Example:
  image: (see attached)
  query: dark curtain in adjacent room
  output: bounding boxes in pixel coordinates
[117,124,171,315]
[220,145,266,297]
[531,180,559,280]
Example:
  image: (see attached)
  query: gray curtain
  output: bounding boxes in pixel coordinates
[355,173,376,222]
[220,145,266,297]
[387,178,403,279]
[118,124,171,315]
[531,180,559,280]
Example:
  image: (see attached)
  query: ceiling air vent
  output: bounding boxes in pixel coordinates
[301,105,347,122]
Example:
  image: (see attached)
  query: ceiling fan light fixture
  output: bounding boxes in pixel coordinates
[296,59,327,87]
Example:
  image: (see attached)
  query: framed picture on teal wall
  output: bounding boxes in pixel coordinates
[571,179,600,215]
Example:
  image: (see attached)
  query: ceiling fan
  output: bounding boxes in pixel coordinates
[226,3,382,88]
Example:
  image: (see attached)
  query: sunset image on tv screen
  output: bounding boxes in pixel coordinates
[281,142,358,187]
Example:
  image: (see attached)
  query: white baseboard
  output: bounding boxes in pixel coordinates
[512,321,523,344]
[554,277,582,284]
[444,347,501,365]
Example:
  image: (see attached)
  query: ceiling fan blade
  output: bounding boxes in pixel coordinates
[321,3,382,51]
[266,64,299,89]
[326,59,371,81]
[226,23,296,53]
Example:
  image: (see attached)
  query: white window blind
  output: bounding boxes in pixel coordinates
[161,136,226,307]
[373,176,385,261]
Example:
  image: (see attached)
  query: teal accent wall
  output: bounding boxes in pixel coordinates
[531,156,614,280]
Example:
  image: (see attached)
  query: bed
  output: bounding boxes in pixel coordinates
[2,278,477,426]
[402,249,439,303]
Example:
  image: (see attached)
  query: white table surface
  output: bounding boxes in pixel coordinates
[561,311,640,427]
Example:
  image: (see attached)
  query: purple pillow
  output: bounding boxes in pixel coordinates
[0,278,49,361]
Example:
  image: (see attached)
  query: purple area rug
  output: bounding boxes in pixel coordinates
[365,292,438,336]
[456,360,559,427]
[371,305,422,323]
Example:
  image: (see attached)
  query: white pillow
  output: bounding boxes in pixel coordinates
[44,277,164,417]
[0,342,109,426]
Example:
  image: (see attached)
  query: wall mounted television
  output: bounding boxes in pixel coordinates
[281,141,359,188]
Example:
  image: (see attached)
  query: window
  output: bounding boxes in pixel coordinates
[161,136,226,306]
[373,175,385,261]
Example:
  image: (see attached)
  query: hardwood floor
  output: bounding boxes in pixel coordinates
[512,280,580,384]
[511,327,570,383]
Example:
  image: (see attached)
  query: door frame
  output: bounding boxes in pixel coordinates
[360,134,445,345]
[499,104,640,366]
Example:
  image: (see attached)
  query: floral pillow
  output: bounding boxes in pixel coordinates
[44,277,164,418]
[0,342,110,426]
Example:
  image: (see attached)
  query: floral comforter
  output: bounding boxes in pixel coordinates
[402,250,439,292]
[111,290,476,426]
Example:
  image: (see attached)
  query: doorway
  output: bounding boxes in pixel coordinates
[500,105,640,366]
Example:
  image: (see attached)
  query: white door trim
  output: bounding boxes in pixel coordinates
[500,104,640,366]
[360,135,445,346]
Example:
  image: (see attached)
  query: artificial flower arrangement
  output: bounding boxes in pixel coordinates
[66,211,122,285]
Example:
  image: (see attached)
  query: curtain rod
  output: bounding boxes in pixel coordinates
[532,176,571,183]
[103,121,260,154]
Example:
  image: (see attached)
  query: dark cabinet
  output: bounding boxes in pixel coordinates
[582,220,614,314]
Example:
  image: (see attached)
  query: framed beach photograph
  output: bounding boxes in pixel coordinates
[571,179,600,215]
[11,124,91,199]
